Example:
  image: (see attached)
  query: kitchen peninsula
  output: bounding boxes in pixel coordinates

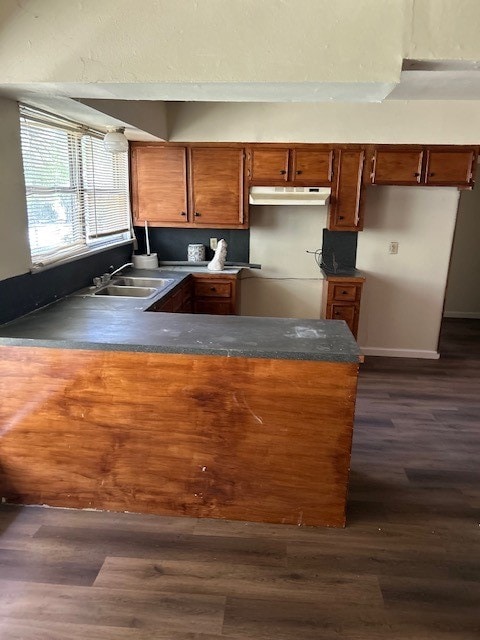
[0,268,361,528]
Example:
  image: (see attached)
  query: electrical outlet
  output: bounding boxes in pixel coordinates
[210,238,218,250]
[389,242,399,254]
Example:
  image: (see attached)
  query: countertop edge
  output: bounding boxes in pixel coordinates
[0,337,361,364]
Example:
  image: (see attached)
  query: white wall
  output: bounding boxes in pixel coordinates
[356,186,459,358]
[408,0,480,60]
[167,101,480,144]
[444,168,480,318]
[0,97,30,280]
[241,207,325,318]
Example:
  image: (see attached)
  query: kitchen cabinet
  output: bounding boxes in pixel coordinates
[371,146,477,188]
[148,277,193,313]
[131,144,248,229]
[193,273,238,315]
[148,273,237,315]
[424,149,476,187]
[322,275,365,339]
[328,149,365,231]
[131,146,188,224]
[189,148,246,226]
[0,340,360,527]
[248,147,334,185]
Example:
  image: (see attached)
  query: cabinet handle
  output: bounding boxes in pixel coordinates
[428,173,435,177]
[413,172,420,177]
[210,287,216,292]
[342,290,348,295]
[296,170,302,175]
[180,211,186,216]
[279,170,287,175]
[195,211,201,217]
[338,215,345,220]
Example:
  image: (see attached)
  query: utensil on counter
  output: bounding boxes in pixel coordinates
[133,220,158,269]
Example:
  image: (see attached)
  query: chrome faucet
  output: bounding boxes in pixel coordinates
[94,262,133,287]
[108,262,133,279]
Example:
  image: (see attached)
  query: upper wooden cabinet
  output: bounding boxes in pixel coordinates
[371,146,477,188]
[189,147,245,226]
[131,144,247,228]
[249,148,290,184]
[370,147,424,186]
[131,146,188,224]
[425,149,476,187]
[132,142,478,232]
[248,147,334,185]
[328,149,365,232]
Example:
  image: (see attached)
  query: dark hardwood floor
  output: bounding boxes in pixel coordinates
[1,318,479,639]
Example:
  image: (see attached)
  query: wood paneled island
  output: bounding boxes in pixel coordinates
[0,270,361,528]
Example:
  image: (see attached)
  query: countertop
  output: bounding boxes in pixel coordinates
[0,267,361,363]
[321,267,366,281]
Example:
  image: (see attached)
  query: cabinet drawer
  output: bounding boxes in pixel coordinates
[331,284,360,302]
[194,281,232,298]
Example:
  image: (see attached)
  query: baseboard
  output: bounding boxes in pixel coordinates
[360,347,440,360]
[443,311,480,319]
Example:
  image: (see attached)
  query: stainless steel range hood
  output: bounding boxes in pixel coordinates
[249,186,331,206]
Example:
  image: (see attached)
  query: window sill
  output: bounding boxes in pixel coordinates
[30,239,134,274]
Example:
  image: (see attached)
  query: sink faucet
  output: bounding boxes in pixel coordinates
[94,262,133,287]
[109,262,133,279]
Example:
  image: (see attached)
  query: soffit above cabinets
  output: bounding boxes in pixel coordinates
[387,59,480,101]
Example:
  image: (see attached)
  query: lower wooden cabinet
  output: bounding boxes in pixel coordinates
[148,273,238,315]
[148,277,193,313]
[321,275,365,339]
[192,273,238,315]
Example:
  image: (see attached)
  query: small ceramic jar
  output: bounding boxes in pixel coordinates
[187,244,205,262]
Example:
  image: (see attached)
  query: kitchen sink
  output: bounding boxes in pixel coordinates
[94,285,157,298]
[112,277,175,289]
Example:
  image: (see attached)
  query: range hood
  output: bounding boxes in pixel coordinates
[249,186,331,206]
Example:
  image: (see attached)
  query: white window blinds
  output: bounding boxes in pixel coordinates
[19,105,131,269]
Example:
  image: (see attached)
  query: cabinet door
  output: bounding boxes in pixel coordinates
[371,148,424,185]
[131,146,188,224]
[328,303,358,337]
[194,300,232,315]
[328,150,365,231]
[249,148,290,184]
[190,148,245,226]
[425,149,476,187]
[149,296,174,312]
[291,149,333,184]
[181,278,193,313]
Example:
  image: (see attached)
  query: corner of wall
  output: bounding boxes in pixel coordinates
[0,96,30,281]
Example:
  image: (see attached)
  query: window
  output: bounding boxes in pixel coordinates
[19,105,131,269]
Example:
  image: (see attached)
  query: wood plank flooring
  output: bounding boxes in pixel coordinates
[1,318,479,639]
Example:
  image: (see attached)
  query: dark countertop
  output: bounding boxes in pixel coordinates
[0,268,361,364]
[321,267,366,281]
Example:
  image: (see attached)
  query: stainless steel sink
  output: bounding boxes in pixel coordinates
[94,285,157,298]
[112,277,175,289]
